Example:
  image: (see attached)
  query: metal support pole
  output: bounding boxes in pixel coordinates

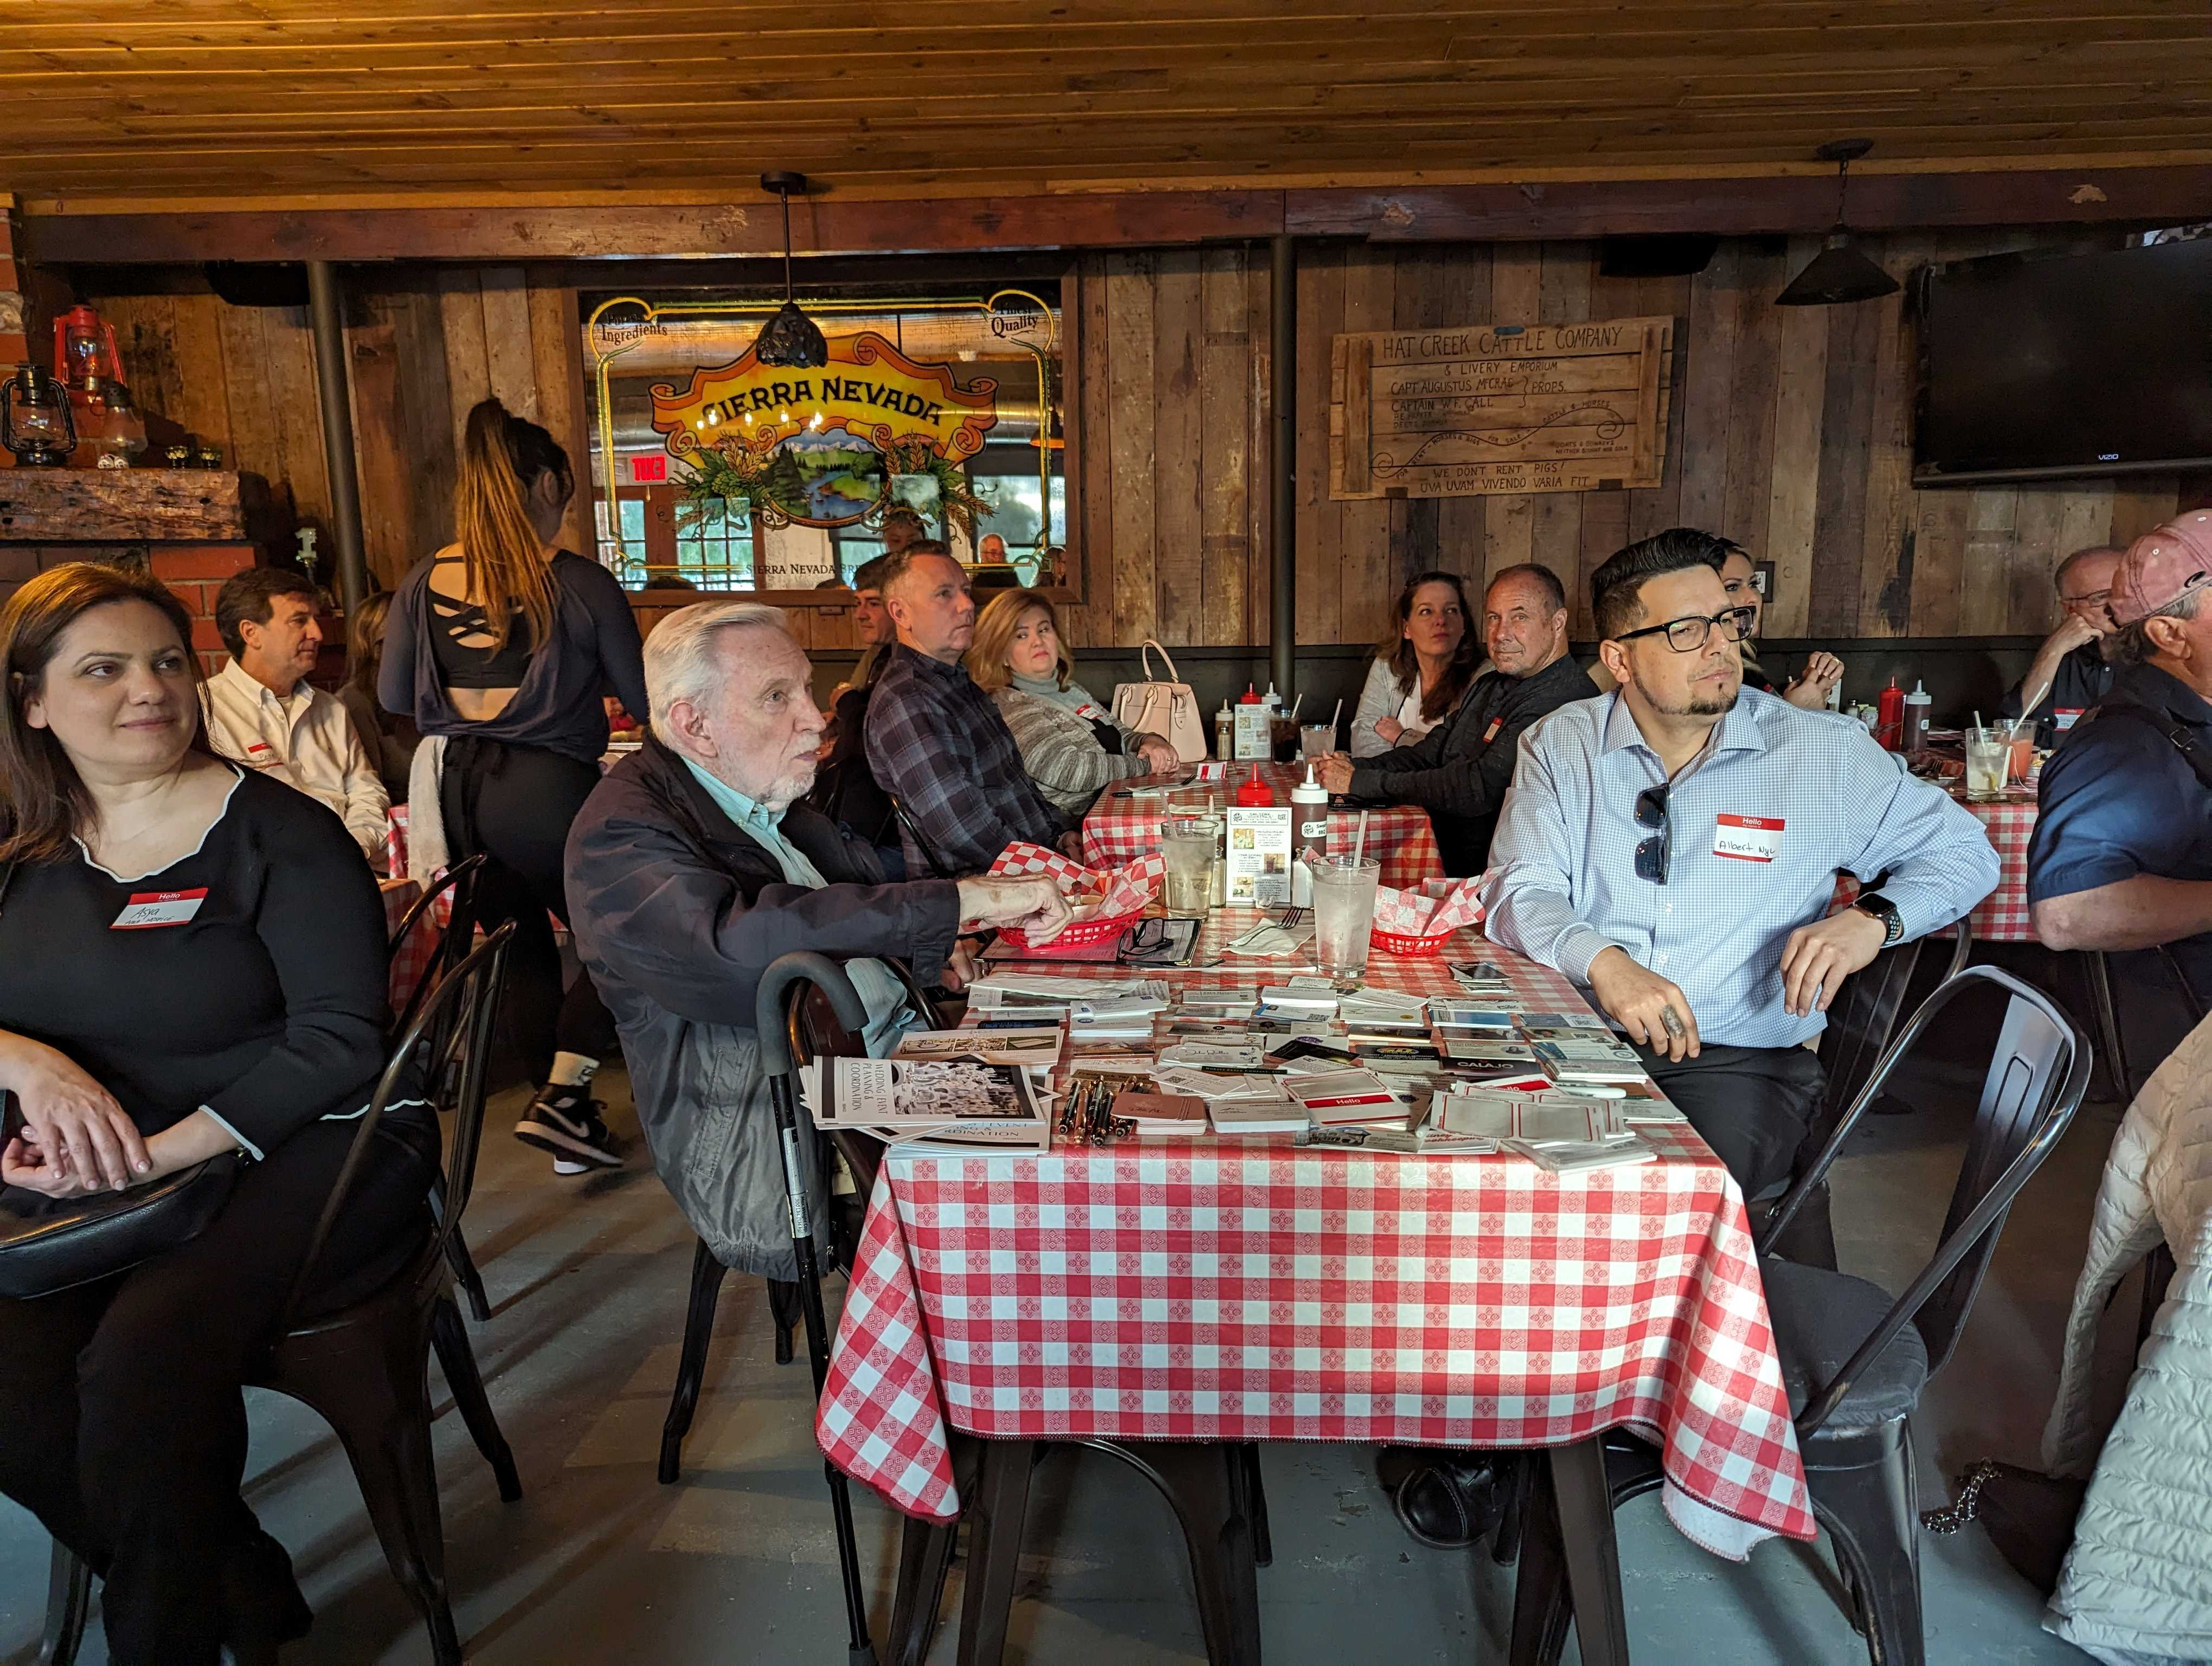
[1269,234,1297,700]
[305,260,370,616]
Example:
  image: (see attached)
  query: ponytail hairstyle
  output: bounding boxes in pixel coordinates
[453,398,569,652]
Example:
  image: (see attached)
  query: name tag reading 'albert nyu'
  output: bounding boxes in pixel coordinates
[111,888,209,930]
[1713,815,1785,864]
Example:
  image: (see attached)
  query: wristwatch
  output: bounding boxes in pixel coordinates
[1853,892,1905,945]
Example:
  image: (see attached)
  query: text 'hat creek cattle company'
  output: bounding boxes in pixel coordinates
[2110,511,2212,627]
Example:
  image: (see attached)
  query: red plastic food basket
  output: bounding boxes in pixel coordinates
[1369,925,1452,958]
[998,907,1148,952]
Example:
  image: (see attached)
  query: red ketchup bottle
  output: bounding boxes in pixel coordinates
[1235,765,1275,806]
[1875,676,1906,751]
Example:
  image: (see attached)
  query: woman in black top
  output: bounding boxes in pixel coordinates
[382,398,649,1175]
[0,563,430,1666]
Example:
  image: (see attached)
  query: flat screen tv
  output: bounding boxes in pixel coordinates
[1913,239,2212,485]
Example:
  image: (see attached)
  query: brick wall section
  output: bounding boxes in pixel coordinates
[0,541,256,675]
[0,196,25,369]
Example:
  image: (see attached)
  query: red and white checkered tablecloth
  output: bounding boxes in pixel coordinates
[378,877,439,1014]
[1956,796,2036,943]
[816,927,1816,1561]
[1081,762,1445,892]
[1835,792,2038,945]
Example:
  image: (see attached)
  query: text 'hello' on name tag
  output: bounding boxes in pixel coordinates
[1713,814,1785,863]
[111,888,209,929]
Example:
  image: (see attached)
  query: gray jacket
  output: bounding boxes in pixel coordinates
[565,738,962,1277]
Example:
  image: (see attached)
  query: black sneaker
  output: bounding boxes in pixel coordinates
[515,1086,623,1170]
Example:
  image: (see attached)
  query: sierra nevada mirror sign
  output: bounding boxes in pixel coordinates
[649,332,1000,530]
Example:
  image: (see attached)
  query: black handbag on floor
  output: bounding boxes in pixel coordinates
[1922,1459,2088,1597]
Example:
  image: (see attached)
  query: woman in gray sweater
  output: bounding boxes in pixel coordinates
[966,588,1179,817]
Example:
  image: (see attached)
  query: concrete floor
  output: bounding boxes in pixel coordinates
[0,1015,2143,1665]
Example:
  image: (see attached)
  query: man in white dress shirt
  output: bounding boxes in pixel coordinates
[201,567,389,867]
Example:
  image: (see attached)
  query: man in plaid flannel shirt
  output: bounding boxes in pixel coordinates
[864,548,1072,877]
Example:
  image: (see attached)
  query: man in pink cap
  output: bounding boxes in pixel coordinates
[2029,511,2212,1069]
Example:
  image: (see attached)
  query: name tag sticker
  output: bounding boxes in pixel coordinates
[1483,717,1504,743]
[112,888,208,930]
[1713,814,1785,863]
[2054,708,2085,731]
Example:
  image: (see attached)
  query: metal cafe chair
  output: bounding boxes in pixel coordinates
[1510,965,2091,1666]
[386,853,494,1323]
[43,925,522,1666]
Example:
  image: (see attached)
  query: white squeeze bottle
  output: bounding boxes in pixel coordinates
[1262,682,1282,715]
[1901,680,1932,752]
[1290,763,1329,906]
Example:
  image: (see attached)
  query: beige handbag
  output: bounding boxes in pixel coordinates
[1113,640,1208,762]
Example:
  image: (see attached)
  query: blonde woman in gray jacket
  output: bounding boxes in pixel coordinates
[967,588,1179,817]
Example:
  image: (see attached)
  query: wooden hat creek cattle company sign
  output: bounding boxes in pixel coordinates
[650,332,998,528]
[1330,316,1674,499]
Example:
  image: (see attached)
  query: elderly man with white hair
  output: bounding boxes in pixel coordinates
[564,600,1070,1279]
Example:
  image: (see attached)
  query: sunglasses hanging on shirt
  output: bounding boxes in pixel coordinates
[1634,785,1670,883]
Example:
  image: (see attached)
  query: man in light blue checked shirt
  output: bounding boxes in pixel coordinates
[1482,529,1998,1196]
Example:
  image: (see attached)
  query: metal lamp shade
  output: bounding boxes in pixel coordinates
[1777,232,1900,306]
[754,298,828,369]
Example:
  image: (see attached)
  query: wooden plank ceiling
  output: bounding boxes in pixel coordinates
[4,1,2209,207]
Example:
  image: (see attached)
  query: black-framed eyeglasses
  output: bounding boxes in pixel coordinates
[1634,784,1670,884]
[1614,606,1757,653]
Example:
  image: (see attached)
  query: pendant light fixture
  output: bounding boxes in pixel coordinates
[1776,139,1901,307]
[754,171,828,369]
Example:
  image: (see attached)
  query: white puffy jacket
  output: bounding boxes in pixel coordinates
[2040,1010,2212,1665]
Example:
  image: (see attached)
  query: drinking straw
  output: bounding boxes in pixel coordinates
[1971,710,1985,741]
[1353,809,1370,867]
[1288,692,1304,723]
[1329,697,1343,734]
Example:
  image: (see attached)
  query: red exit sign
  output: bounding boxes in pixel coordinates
[629,454,668,484]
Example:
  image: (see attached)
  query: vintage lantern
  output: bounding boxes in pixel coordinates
[2,364,78,466]
[53,304,125,389]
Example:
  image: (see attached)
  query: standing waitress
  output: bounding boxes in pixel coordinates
[382,398,648,1176]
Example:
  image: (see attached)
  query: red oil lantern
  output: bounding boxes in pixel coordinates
[53,305,124,390]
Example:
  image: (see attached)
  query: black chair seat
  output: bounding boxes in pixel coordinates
[1761,1255,1928,1430]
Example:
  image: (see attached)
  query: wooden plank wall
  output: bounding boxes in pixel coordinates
[1079,230,2180,649]
[92,228,2183,657]
[95,268,591,592]
[1060,247,1271,651]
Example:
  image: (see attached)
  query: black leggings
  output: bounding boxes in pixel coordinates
[440,736,616,1084]
[0,1118,432,1666]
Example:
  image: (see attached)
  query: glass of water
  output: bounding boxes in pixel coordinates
[1310,854,1382,977]
[1161,817,1220,915]
[1300,724,1335,761]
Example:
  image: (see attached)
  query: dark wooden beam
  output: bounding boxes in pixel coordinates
[1290,165,2212,241]
[21,192,1287,265]
[24,165,2211,266]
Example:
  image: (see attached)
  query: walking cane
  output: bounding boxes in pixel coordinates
[757,951,879,1666]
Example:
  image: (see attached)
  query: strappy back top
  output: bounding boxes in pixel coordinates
[426,555,535,689]
[382,548,650,765]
